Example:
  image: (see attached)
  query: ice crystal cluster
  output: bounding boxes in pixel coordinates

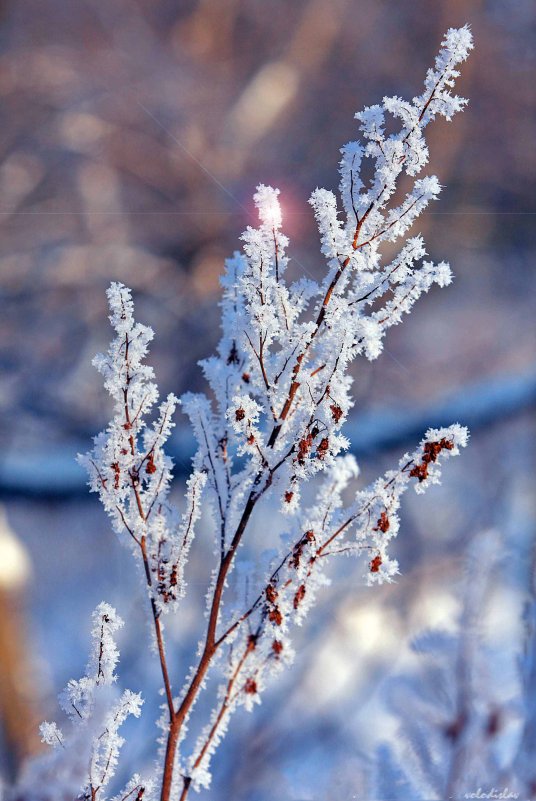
[78,282,207,615]
[22,25,473,801]
[17,605,149,801]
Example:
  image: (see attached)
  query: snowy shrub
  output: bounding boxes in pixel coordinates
[18,25,473,801]
[15,605,149,801]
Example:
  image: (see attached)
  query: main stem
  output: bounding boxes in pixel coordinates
[158,229,361,799]
[159,488,259,801]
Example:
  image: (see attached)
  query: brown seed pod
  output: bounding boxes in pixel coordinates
[272,640,283,656]
[269,607,283,626]
[374,512,390,533]
[369,554,382,573]
[293,584,306,609]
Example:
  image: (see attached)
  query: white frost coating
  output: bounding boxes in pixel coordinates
[178,29,472,788]
[21,26,473,800]
[19,604,145,801]
[78,283,205,614]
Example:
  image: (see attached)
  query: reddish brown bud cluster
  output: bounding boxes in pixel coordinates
[272,639,283,656]
[269,607,283,626]
[111,462,120,489]
[410,437,454,482]
[317,437,329,460]
[235,407,246,422]
[123,421,132,431]
[374,511,390,533]
[246,434,255,445]
[410,463,428,482]
[156,553,179,605]
[266,582,283,626]
[266,584,278,604]
[297,433,313,465]
[158,587,178,604]
[290,530,315,569]
[293,584,306,610]
[241,372,250,383]
[146,452,157,475]
[244,678,258,694]
[330,403,343,423]
[369,554,382,573]
[284,490,294,504]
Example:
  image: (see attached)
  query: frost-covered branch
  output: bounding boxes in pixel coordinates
[78,283,205,618]
[21,25,473,801]
[16,605,147,801]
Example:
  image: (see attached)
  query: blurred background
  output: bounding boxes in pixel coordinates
[0,0,535,798]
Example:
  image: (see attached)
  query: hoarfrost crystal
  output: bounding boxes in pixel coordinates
[19,25,473,801]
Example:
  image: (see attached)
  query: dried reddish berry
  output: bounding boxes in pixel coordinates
[317,437,329,459]
[296,432,313,462]
[111,462,120,489]
[291,545,303,570]
[410,463,429,482]
[293,584,306,610]
[244,678,258,694]
[284,490,294,503]
[370,554,382,573]
[374,512,390,533]
[247,434,255,445]
[291,531,316,569]
[266,584,278,604]
[235,407,246,422]
[269,607,283,626]
[272,640,283,656]
[146,453,157,474]
[330,403,343,423]
[241,372,250,383]
[410,437,454,483]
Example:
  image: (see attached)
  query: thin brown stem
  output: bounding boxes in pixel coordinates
[117,342,177,799]
[160,480,263,801]
[140,536,175,720]
[192,638,254,775]
[178,776,192,801]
